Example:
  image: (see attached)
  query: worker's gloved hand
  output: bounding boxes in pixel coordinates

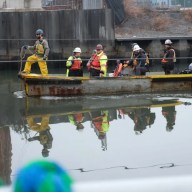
[23,45,28,49]
[43,55,47,60]
[100,70,104,74]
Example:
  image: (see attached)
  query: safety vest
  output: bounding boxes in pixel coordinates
[35,41,45,55]
[145,54,150,65]
[171,49,176,62]
[133,52,149,67]
[74,113,84,123]
[93,117,103,132]
[92,111,109,132]
[91,53,106,69]
[68,113,84,125]
[70,57,82,70]
[162,49,176,63]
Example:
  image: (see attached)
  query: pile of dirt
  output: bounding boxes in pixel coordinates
[115,10,192,38]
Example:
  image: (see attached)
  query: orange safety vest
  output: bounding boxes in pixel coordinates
[162,49,176,63]
[92,116,103,132]
[90,53,105,70]
[70,58,82,70]
[74,113,84,123]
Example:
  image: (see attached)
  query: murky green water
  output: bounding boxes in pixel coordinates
[1,70,192,185]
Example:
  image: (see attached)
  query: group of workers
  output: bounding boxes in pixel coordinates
[21,28,176,76]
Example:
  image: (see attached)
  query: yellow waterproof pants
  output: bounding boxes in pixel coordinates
[23,54,48,76]
[27,115,50,132]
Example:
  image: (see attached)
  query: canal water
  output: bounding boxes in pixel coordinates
[1,70,192,186]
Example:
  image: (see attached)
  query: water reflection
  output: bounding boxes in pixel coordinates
[1,71,192,184]
[162,106,176,132]
[16,96,185,157]
[26,115,53,157]
[0,127,11,185]
[91,110,109,151]
[119,108,156,135]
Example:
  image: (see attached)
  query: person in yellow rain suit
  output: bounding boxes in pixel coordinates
[22,29,50,76]
[27,115,53,157]
[89,44,108,77]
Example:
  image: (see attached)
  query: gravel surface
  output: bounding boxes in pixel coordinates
[115,10,192,38]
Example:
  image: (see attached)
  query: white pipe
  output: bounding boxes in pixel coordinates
[0,175,192,192]
[73,176,192,192]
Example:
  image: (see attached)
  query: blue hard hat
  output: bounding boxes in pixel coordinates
[36,29,44,35]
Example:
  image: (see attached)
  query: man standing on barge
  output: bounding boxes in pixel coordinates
[22,29,50,76]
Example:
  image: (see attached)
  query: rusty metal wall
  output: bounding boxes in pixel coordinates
[82,0,104,9]
[0,9,115,62]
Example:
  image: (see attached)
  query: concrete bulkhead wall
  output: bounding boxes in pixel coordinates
[0,9,115,63]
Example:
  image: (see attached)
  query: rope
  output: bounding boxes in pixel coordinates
[19,46,26,73]
[2,57,192,64]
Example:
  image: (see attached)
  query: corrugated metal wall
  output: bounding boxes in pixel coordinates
[82,0,104,9]
[0,9,115,60]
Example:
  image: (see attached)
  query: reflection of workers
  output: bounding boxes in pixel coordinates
[162,106,176,132]
[22,29,50,76]
[14,160,73,192]
[127,108,156,134]
[90,110,109,150]
[66,47,83,77]
[89,44,108,77]
[161,39,176,74]
[27,115,53,157]
[68,113,85,131]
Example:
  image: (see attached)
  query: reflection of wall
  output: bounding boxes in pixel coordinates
[0,127,12,184]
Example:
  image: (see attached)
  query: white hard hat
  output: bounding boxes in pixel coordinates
[73,47,81,53]
[165,39,172,45]
[189,63,192,70]
[133,45,141,52]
